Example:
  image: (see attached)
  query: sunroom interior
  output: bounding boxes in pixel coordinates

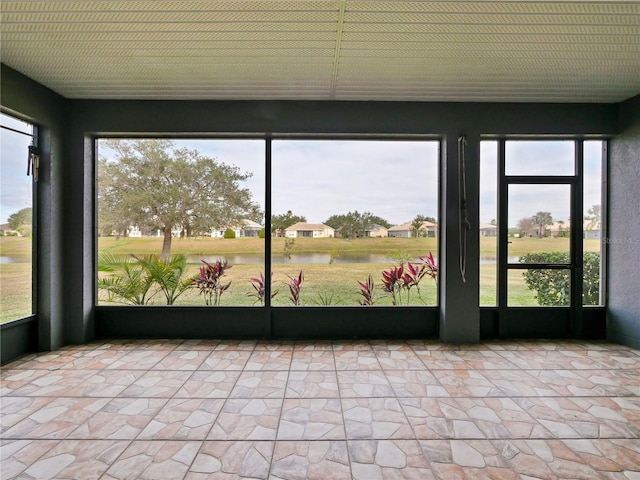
[1,1,639,363]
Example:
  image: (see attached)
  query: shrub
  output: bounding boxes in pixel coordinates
[520,251,600,305]
[223,228,236,239]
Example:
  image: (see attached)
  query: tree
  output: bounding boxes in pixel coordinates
[531,211,553,238]
[410,214,436,238]
[98,139,258,260]
[517,217,534,237]
[7,207,32,231]
[324,211,373,239]
[585,204,601,230]
[271,210,306,236]
[368,215,392,229]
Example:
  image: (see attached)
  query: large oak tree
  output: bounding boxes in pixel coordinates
[98,139,258,260]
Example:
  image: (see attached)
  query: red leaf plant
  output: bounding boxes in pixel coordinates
[194,259,232,305]
[248,272,279,305]
[285,271,304,305]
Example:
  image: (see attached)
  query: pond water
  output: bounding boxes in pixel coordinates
[3,253,520,265]
[0,255,31,264]
[193,254,520,265]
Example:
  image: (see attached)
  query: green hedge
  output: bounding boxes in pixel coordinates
[519,251,600,306]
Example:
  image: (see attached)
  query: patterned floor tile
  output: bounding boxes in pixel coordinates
[138,398,224,440]
[348,439,434,479]
[332,341,373,352]
[431,369,505,397]
[7,370,96,397]
[271,441,351,480]
[3,397,111,439]
[16,439,129,480]
[278,398,345,440]
[385,370,449,397]
[457,350,518,370]
[336,370,394,398]
[256,341,296,351]
[174,370,241,398]
[480,369,559,397]
[69,397,167,439]
[1,340,638,479]
[1,397,51,434]
[105,349,170,370]
[512,397,605,438]
[334,350,381,370]
[185,441,274,479]
[208,398,283,440]
[119,370,192,398]
[412,350,472,369]
[285,370,339,398]
[1,439,60,479]
[420,439,516,480]
[290,350,336,371]
[151,350,210,370]
[213,340,257,351]
[374,349,426,370]
[230,371,289,399]
[199,350,252,370]
[343,397,414,440]
[399,398,458,439]
[175,339,222,350]
[55,349,128,370]
[101,440,200,480]
[245,351,293,371]
[1,369,50,396]
[61,370,144,397]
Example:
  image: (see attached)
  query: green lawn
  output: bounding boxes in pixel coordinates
[1,235,602,321]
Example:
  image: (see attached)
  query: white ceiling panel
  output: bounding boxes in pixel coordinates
[1,1,638,102]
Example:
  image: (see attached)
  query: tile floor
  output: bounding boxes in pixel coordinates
[1,339,639,479]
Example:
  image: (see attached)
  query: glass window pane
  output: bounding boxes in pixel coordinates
[480,141,498,306]
[508,268,571,306]
[508,184,571,261]
[97,139,264,306]
[1,113,34,322]
[272,139,439,306]
[505,140,574,176]
[583,141,604,305]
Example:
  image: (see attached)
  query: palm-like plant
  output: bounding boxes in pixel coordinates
[136,254,193,305]
[97,253,155,305]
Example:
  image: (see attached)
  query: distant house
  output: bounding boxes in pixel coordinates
[366,224,388,238]
[388,221,438,238]
[548,221,570,238]
[584,219,601,239]
[285,222,334,238]
[479,223,497,237]
[211,219,264,238]
[128,225,142,238]
[0,223,20,236]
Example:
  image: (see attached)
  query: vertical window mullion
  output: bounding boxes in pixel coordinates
[497,139,508,336]
[572,140,585,334]
[265,138,272,309]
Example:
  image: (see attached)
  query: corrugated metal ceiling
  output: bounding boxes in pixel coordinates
[1,1,638,102]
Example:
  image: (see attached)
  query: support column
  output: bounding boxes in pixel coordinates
[439,133,480,343]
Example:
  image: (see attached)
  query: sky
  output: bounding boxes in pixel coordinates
[1,119,603,227]
[0,114,34,224]
[100,138,440,226]
[481,140,603,227]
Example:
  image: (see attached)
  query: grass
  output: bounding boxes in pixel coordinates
[1,235,602,321]
[0,262,32,322]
